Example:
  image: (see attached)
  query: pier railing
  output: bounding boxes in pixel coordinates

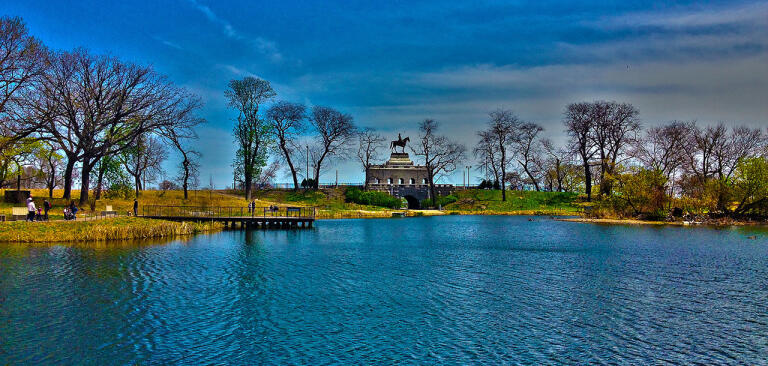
[141,205,316,219]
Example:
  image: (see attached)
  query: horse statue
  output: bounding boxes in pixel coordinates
[390,134,410,153]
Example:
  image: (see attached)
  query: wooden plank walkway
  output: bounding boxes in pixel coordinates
[140,205,315,229]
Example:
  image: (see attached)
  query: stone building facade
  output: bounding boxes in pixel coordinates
[366,152,454,208]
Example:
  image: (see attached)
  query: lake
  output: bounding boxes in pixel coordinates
[1,216,768,364]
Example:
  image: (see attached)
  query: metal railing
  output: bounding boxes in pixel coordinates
[141,205,316,219]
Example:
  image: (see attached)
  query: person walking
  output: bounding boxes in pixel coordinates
[26,197,36,222]
[133,199,139,217]
[43,199,51,221]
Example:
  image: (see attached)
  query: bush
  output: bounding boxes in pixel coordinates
[344,188,402,209]
[301,178,316,189]
[420,194,458,208]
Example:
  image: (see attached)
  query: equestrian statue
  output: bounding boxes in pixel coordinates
[390,133,410,153]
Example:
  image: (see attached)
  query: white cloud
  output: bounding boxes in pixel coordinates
[184,0,284,62]
[595,1,768,30]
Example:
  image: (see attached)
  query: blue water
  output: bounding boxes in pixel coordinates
[2,216,768,364]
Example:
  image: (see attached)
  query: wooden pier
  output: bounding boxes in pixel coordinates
[140,205,315,229]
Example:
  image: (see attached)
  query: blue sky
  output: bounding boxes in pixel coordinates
[3,0,767,186]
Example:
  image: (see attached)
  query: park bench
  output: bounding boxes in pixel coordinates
[11,207,28,221]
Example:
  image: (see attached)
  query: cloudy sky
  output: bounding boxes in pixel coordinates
[3,0,767,185]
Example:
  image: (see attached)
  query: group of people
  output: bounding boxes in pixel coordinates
[25,197,78,221]
[246,201,280,215]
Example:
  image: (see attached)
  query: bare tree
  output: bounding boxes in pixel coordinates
[159,95,204,200]
[411,119,466,207]
[26,49,197,204]
[37,141,63,198]
[632,121,689,178]
[226,77,276,200]
[122,134,167,198]
[589,101,641,196]
[713,124,765,181]
[0,16,49,145]
[357,128,385,190]
[474,130,501,186]
[564,102,597,201]
[680,122,726,183]
[266,101,306,191]
[541,138,569,192]
[513,122,544,191]
[308,106,356,189]
[482,109,521,201]
[255,161,280,187]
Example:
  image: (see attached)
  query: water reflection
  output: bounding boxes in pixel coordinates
[1,217,768,364]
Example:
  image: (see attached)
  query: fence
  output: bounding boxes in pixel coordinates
[141,205,315,219]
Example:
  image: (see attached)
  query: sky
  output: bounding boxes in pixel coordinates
[2,0,767,186]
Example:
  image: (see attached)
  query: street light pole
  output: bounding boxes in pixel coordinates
[306,145,309,188]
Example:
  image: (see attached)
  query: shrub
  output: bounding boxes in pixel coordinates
[344,188,401,209]
[420,194,458,208]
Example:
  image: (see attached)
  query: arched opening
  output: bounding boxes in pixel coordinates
[398,178,404,185]
[422,178,428,184]
[409,178,415,185]
[375,178,380,184]
[404,195,420,209]
[387,178,393,184]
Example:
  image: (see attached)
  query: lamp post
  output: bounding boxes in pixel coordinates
[306,145,309,188]
[466,165,471,188]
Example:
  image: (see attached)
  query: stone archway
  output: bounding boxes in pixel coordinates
[404,195,420,209]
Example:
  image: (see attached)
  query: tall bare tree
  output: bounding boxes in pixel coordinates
[411,119,466,207]
[226,77,276,200]
[482,109,521,201]
[0,16,49,145]
[26,49,197,204]
[588,101,641,196]
[513,122,544,191]
[266,101,306,191]
[474,130,501,186]
[308,106,356,189]
[564,102,597,201]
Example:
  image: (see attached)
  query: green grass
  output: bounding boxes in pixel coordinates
[443,189,581,215]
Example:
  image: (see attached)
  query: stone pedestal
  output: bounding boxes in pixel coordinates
[386,152,415,166]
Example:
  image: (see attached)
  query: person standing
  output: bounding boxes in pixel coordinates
[133,199,139,217]
[43,199,51,221]
[26,197,36,222]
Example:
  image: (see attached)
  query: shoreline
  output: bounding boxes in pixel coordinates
[557,217,768,227]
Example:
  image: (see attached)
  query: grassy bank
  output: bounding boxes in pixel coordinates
[440,189,582,215]
[1,187,584,224]
[0,217,222,243]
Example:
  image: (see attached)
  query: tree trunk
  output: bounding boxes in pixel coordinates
[182,162,189,200]
[500,161,507,201]
[79,160,94,206]
[134,175,141,198]
[426,166,437,208]
[521,163,540,191]
[279,142,299,191]
[583,158,592,202]
[244,171,252,201]
[94,161,106,200]
[62,157,76,200]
